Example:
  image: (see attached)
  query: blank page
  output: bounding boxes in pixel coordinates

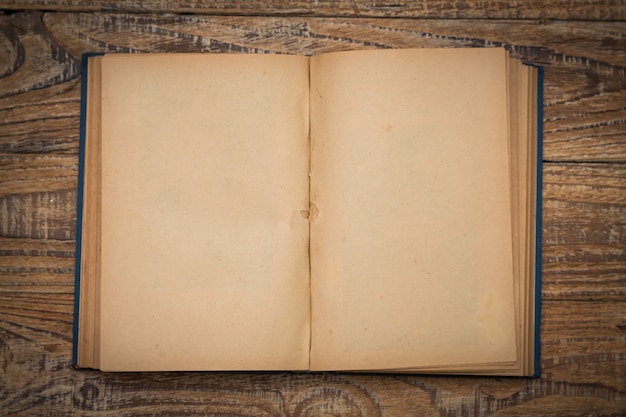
[98,54,311,371]
[309,48,518,370]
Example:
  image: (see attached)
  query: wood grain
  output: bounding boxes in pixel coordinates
[1,8,625,417]
[542,163,626,300]
[1,0,626,20]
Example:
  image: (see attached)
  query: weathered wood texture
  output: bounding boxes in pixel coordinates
[2,0,626,20]
[1,9,625,417]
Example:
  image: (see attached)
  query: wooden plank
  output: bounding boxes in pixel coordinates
[0,299,623,415]
[1,0,625,21]
[542,163,626,300]
[2,12,625,160]
[0,153,77,240]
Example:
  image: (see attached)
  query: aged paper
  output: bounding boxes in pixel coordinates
[98,54,311,371]
[84,49,536,374]
[309,48,518,370]
[77,56,102,368]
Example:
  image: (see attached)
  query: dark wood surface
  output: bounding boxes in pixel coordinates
[1,2,625,416]
[2,0,626,20]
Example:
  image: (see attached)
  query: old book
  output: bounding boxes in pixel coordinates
[74,48,542,376]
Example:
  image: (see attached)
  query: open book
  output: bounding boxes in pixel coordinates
[74,48,542,376]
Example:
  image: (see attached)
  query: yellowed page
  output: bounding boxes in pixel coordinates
[98,54,311,371]
[77,55,102,369]
[309,48,518,370]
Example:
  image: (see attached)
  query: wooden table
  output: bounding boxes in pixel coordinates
[1,1,625,415]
